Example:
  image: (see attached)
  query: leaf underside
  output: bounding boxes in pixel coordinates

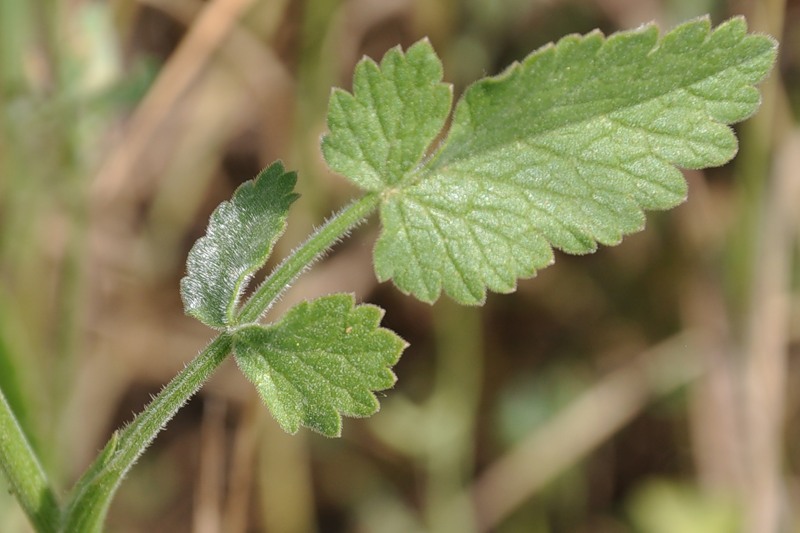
[323,16,777,305]
[180,162,299,328]
[233,294,406,437]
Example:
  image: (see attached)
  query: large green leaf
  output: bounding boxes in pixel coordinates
[323,17,776,304]
[180,162,299,328]
[233,294,406,437]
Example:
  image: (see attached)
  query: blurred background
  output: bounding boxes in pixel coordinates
[0,0,798,531]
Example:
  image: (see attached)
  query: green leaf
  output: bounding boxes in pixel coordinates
[233,294,406,437]
[180,162,299,328]
[325,17,776,305]
[321,38,452,191]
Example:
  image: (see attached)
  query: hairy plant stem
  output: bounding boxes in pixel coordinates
[0,386,61,533]
[60,191,380,532]
[236,192,380,325]
[61,334,232,532]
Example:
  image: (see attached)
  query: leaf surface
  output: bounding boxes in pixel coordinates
[180,162,299,328]
[324,17,777,304]
[321,39,452,191]
[233,294,406,436]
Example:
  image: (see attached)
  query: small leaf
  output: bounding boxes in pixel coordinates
[180,162,299,328]
[325,18,775,305]
[321,38,452,191]
[233,294,406,437]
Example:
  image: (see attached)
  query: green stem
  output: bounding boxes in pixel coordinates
[0,385,61,533]
[60,191,380,531]
[61,334,232,532]
[236,192,380,325]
